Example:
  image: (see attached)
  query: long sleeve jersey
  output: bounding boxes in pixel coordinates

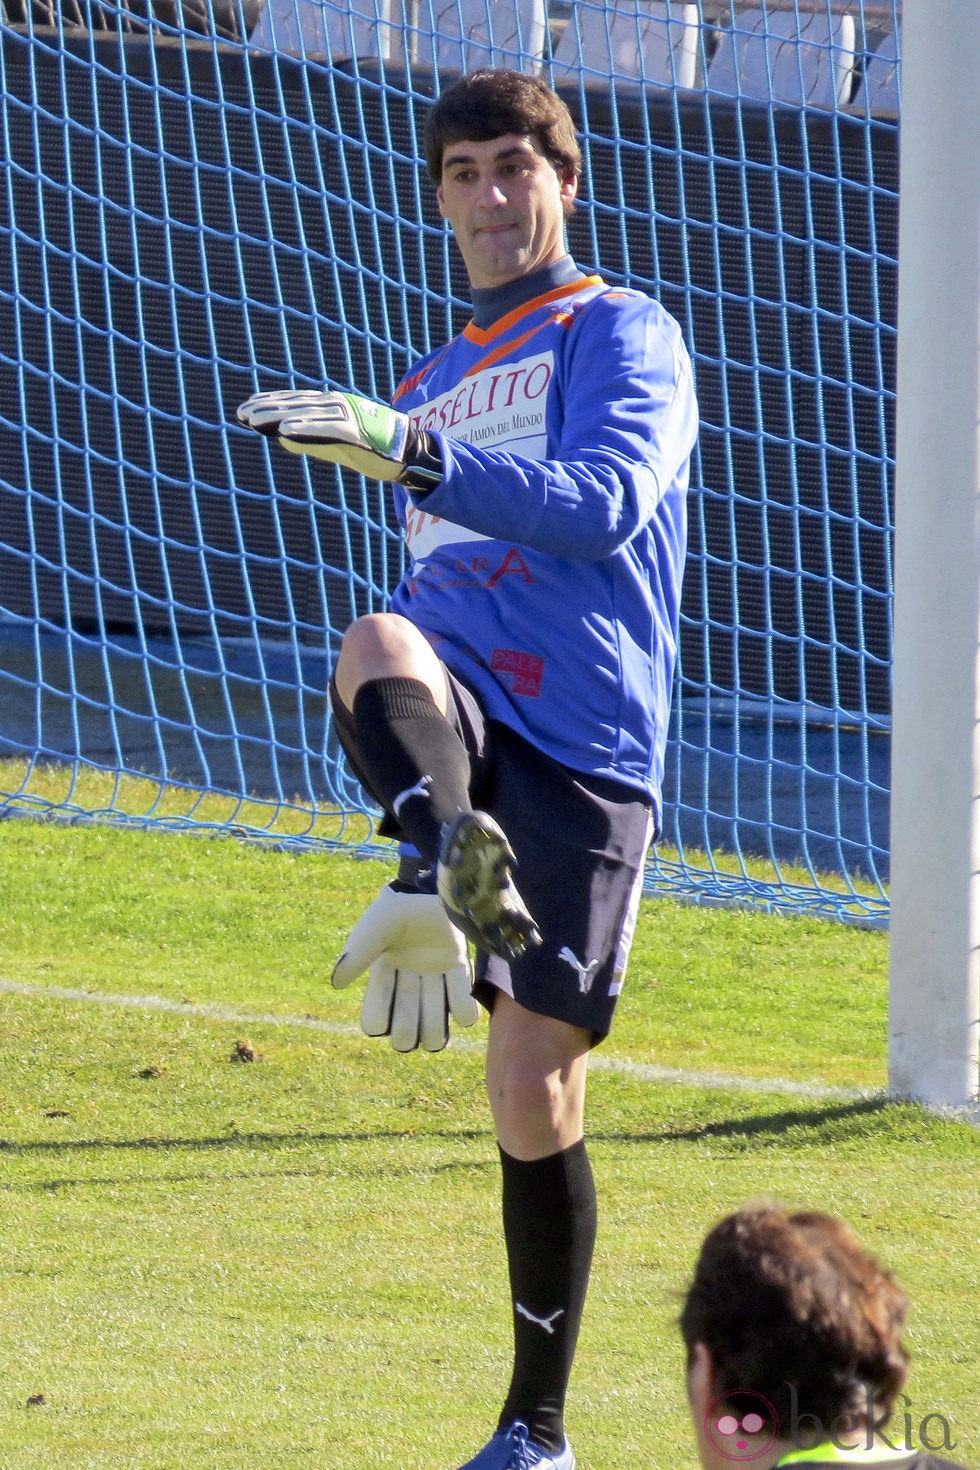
[389,270,698,828]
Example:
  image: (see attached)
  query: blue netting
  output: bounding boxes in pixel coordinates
[0,0,899,923]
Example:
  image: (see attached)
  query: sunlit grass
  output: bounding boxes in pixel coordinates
[0,757,886,926]
[0,755,376,848]
[0,797,974,1470]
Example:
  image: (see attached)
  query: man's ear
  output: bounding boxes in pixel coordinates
[559,169,579,214]
[687,1341,715,1415]
[436,183,447,220]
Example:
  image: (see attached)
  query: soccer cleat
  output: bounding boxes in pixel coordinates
[436,811,542,963]
[457,1421,575,1470]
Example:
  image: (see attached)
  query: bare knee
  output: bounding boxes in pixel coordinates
[333,613,447,711]
[491,1061,574,1149]
[486,998,591,1160]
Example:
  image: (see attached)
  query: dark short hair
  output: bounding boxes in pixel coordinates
[424,69,583,187]
[679,1203,910,1437]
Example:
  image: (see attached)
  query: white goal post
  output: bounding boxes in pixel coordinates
[889,0,980,1108]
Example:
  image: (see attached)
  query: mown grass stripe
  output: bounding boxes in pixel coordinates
[0,975,877,1103]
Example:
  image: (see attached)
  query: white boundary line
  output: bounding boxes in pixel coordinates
[1,975,878,1104]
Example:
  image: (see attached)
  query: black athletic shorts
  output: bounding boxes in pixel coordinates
[330,666,653,1043]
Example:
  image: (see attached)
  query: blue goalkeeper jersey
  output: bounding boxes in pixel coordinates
[389,269,698,825]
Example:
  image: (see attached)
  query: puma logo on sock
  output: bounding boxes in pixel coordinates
[516,1303,565,1335]
[392,773,433,819]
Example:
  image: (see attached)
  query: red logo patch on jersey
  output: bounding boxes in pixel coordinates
[491,648,544,697]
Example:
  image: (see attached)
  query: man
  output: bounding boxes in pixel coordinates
[238,68,697,1470]
[680,1201,972,1470]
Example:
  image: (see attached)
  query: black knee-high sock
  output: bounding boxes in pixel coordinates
[497,1141,597,1453]
[350,677,472,864]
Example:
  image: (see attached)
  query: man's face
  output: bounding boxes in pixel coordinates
[436,133,578,290]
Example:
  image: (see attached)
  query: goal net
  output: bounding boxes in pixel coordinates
[0,0,900,922]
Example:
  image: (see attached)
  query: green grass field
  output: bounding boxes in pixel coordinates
[1,809,978,1470]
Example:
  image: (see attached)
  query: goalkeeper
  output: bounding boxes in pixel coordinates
[238,68,697,1470]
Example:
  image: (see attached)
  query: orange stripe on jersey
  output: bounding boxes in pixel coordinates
[459,281,605,380]
[461,321,552,380]
[462,274,604,348]
[392,274,606,404]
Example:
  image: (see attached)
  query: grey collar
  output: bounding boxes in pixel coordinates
[469,255,586,330]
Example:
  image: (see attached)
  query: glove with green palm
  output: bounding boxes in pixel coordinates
[237,388,442,490]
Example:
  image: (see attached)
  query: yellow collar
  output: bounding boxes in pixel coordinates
[777,1445,916,1467]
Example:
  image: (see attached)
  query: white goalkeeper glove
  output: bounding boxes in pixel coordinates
[236,389,337,436]
[236,388,442,490]
[331,885,479,1053]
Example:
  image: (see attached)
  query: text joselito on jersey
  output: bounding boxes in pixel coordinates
[403,350,551,561]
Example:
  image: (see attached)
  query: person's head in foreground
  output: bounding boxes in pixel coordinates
[423,69,583,291]
[679,1201,947,1469]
